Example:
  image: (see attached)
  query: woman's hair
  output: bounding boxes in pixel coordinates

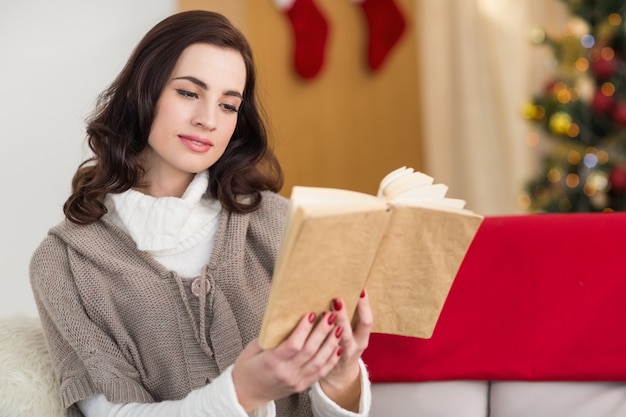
[64,10,283,225]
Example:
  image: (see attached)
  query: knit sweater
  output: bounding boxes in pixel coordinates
[30,189,345,417]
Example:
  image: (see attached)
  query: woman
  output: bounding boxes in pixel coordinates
[30,10,372,417]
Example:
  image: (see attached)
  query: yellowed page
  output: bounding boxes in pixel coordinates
[366,206,483,338]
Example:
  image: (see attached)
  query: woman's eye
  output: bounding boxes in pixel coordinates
[176,89,198,99]
[221,103,240,113]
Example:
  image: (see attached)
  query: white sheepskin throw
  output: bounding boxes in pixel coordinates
[0,315,64,417]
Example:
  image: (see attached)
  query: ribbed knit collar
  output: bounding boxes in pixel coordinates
[104,170,222,256]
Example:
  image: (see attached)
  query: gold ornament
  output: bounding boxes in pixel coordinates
[522,102,538,119]
[549,111,572,134]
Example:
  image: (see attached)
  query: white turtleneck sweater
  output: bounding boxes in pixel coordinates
[77,171,371,417]
[103,170,220,278]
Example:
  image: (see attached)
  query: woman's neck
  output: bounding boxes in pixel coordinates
[135,171,195,198]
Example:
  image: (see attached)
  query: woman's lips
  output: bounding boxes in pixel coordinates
[178,134,213,153]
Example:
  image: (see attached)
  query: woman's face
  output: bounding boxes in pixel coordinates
[141,42,246,196]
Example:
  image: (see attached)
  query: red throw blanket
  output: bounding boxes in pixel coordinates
[363,212,626,382]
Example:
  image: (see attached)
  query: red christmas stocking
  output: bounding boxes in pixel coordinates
[275,0,330,79]
[352,0,407,71]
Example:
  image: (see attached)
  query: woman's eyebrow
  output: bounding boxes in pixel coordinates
[173,75,243,98]
[174,76,208,90]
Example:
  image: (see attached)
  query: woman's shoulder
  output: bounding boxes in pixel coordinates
[259,190,289,209]
[237,191,289,236]
[254,191,289,220]
[45,218,119,244]
[32,218,130,264]
[29,220,91,287]
[32,220,92,259]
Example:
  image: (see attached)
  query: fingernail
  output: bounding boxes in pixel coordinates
[327,312,337,325]
[337,347,344,356]
[308,312,316,323]
[332,298,343,311]
[360,289,366,298]
[335,326,344,338]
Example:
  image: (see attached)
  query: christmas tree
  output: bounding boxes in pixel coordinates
[522,0,626,212]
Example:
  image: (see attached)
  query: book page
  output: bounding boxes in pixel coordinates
[365,206,483,338]
[290,186,386,212]
[377,166,432,197]
[377,167,465,212]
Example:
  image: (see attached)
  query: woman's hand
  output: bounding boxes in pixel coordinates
[231,309,343,412]
[319,290,373,412]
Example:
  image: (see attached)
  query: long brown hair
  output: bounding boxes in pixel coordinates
[64,10,283,225]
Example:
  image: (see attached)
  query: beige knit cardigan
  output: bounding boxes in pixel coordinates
[30,191,313,417]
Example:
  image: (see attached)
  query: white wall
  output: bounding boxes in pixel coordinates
[0,0,175,317]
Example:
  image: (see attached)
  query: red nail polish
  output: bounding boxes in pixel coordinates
[360,289,366,298]
[337,347,344,356]
[332,298,343,311]
[327,312,337,325]
[335,326,344,338]
[308,312,316,323]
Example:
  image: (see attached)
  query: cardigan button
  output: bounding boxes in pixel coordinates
[191,278,210,297]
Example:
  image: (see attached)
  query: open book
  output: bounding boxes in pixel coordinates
[258,167,484,349]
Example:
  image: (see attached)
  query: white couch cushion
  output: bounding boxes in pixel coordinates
[490,381,626,417]
[371,381,489,417]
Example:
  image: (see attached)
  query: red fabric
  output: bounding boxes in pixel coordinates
[363,212,626,382]
[283,0,329,79]
[356,0,407,71]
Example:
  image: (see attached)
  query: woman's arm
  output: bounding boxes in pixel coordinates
[231,310,342,413]
[77,365,275,417]
[309,359,371,417]
[317,290,373,415]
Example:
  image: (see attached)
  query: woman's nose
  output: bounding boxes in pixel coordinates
[192,103,217,130]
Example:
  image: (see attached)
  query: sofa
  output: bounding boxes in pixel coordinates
[364,212,626,416]
[2,213,626,417]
